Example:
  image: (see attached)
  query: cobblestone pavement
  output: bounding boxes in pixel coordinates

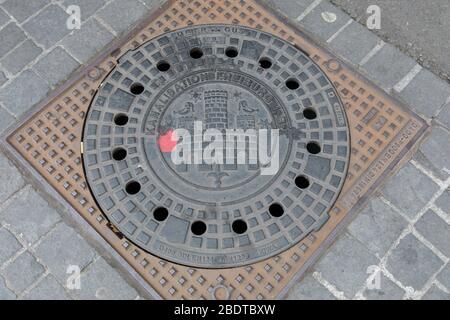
[330,0,450,84]
[0,0,449,300]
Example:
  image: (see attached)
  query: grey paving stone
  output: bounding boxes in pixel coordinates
[382,162,439,219]
[300,1,351,41]
[436,188,450,216]
[412,151,448,182]
[0,7,9,27]
[61,18,114,63]
[0,39,42,75]
[437,263,450,290]
[399,69,450,118]
[35,223,96,284]
[33,47,79,87]
[386,234,443,290]
[268,0,315,19]
[62,0,106,21]
[96,0,149,34]
[287,274,336,300]
[1,251,45,294]
[138,0,164,9]
[418,126,450,178]
[0,70,7,86]
[437,102,450,130]
[71,258,138,300]
[1,0,50,23]
[348,197,408,257]
[422,285,450,300]
[0,22,27,59]
[0,276,15,300]
[316,233,379,298]
[0,186,61,244]
[23,275,71,300]
[363,273,404,300]
[0,106,14,134]
[0,227,22,266]
[22,4,71,48]
[0,152,25,203]
[0,69,49,116]
[330,0,450,83]
[362,44,416,89]
[415,210,450,257]
[329,20,379,65]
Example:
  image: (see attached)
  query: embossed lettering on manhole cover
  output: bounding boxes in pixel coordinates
[82,25,350,268]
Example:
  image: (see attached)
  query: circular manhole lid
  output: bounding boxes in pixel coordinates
[83,25,350,268]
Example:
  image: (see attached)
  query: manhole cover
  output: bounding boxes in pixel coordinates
[82,25,350,268]
[2,0,428,299]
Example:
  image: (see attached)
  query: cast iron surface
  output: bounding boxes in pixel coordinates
[82,25,350,268]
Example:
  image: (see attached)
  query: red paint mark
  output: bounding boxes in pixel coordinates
[158,129,178,152]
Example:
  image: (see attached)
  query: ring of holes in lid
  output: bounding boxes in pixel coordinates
[124,46,323,237]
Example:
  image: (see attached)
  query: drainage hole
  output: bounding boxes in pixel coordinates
[153,207,169,222]
[157,61,171,72]
[191,221,207,235]
[130,82,144,95]
[125,181,141,195]
[306,142,321,154]
[269,203,284,218]
[112,147,127,161]
[190,47,204,59]
[114,113,129,126]
[232,219,248,234]
[259,57,272,69]
[303,108,317,120]
[286,79,300,90]
[225,47,239,58]
[295,175,310,189]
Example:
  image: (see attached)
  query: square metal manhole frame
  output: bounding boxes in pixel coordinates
[0,0,429,300]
